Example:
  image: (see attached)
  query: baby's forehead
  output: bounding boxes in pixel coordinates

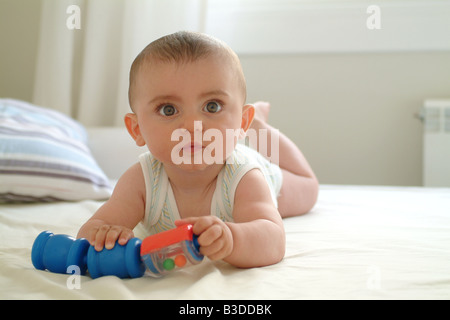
[140,50,237,72]
[130,47,247,105]
[139,54,245,99]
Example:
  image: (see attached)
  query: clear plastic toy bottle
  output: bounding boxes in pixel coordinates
[140,224,203,277]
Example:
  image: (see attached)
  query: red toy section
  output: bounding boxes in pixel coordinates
[140,224,195,255]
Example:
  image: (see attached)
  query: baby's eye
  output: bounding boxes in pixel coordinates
[159,104,178,117]
[203,101,222,113]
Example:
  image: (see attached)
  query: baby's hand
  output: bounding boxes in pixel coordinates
[175,216,233,261]
[88,225,134,251]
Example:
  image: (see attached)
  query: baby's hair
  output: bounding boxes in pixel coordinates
[128,31,246,109]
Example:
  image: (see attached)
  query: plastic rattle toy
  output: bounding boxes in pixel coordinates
[31,224,203,279]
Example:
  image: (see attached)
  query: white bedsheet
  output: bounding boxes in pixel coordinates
[1,184,449,300]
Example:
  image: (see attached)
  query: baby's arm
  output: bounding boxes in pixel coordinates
[77,163,146,251]
[176,169,285,268]
[224,169,285,267]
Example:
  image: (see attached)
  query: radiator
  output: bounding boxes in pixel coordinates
[422,99,450,187]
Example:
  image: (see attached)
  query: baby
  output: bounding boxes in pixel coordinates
[77,31,318,268]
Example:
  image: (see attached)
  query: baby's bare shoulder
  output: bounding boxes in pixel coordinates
[80,163,146,232]
[233,169,280,223]
[110,162,146,208]
[235,169,271,200]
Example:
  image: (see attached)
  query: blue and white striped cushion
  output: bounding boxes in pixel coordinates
[0,99,113,202]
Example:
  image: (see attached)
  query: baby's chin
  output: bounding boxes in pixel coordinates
[173,153,229,169]
[161,161,224,177]
[177,162,222,172]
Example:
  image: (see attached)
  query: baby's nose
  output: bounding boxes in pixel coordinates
[182,118,203,134]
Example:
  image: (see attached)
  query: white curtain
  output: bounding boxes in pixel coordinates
[33,0,207,127]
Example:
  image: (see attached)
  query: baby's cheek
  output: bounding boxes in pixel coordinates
[147,142,175,163]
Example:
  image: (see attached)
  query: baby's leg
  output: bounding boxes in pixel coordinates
[249,102,319,217]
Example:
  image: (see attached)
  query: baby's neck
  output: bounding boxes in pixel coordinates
[164,163,223,218]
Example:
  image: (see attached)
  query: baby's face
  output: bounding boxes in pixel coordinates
[131,55,247,171]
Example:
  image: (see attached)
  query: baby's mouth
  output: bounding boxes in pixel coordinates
[182,142,204,154]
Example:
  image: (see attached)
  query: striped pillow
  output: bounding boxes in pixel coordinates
[0,99,113,203]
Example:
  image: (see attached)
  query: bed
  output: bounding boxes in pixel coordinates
[1,100,450,300]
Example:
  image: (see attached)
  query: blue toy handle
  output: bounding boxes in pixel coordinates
[31,231,90,275]
[87,238,144,279]
[31,231,145,279]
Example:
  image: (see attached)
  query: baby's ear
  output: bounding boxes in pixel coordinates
[124,113,146,146]
[241,104,255,134]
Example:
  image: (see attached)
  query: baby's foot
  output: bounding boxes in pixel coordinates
[252,101,271,124]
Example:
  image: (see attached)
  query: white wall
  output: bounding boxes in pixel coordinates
[206,0,450,54]
[241,52,450,186]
